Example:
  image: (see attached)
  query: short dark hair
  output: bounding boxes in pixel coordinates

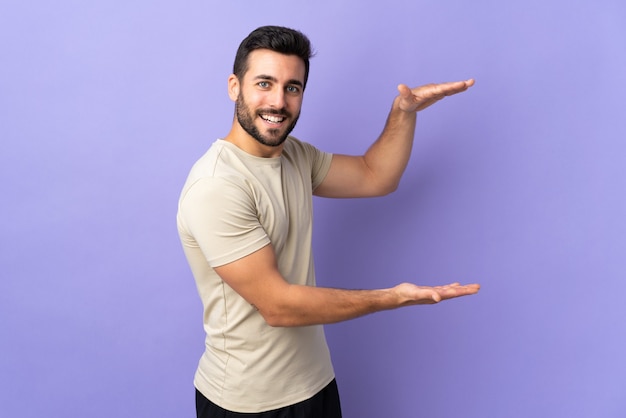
[233,26,314,89]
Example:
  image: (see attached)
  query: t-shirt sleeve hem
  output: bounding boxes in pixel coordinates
[208,235,271,268]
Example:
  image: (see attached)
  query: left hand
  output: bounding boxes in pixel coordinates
[393,282,481,305]
[397,79,475,113]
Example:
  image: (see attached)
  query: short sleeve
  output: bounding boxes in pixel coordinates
[178,176,270,267]
[286,137,333,189]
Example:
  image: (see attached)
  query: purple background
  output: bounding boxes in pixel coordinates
[1,1,625,417]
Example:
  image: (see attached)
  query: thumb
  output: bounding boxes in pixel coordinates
[397,83,412,99]
[431,291,442,303]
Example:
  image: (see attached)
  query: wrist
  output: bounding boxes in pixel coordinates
[391,97,418,118]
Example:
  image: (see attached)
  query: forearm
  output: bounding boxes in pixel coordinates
[363,97,417,195]
[314,80,473,198]
[215,244,480,328]
[262,284,401,327]
[262,280,480,327]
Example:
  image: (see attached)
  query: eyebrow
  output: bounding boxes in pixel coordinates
[254,74,303,88]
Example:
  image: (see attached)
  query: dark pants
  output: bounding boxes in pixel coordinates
[196,379,342,418]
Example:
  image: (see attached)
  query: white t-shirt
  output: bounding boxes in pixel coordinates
[177,137,335,413]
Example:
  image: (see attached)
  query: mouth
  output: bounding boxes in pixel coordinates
[259,112,287,125]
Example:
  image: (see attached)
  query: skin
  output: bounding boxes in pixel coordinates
[221,48,480,327]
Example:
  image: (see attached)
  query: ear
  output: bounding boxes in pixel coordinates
[227,74,240,102]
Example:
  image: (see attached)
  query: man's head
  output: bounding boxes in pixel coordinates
[227,26,314,152]
[233,26,313,91]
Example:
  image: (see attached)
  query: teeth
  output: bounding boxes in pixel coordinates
[261,114,285,123]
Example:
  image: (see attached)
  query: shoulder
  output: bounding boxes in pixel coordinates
[180,141,256,199]
[282,136,332,165]
[179,142,256,214]
[283,136,322,157]
[180,175,253,212]
[186,140,243,179]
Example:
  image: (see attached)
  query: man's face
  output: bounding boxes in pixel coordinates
[233,49,306,148]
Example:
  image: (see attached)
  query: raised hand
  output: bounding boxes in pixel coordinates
[397,79,475,113]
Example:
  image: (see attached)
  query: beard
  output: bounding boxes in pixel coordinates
[235,92,300,148]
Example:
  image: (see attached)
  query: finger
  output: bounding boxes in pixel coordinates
[441,78,475,95]
[466,283,481,293]
[438,78,474,90]
[416,79,474,98]
[435,284,480,299]
[431,291,442,303]
[433,282,476,289]
[433,282,460,290]
[397,83,413,99]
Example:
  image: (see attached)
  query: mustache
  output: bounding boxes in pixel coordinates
[257,108,291,118]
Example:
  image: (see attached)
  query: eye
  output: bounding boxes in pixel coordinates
[286,85,301,94]
[257,81,270,88]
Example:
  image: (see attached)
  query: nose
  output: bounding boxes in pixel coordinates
[267,87,286,109]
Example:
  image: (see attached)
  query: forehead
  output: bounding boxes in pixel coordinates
[244,49,306,84]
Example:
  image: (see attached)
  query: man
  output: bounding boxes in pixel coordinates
[177,25,480,418]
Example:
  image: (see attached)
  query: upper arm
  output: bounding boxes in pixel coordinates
[180,177,270,267]
[214,244,291,326]
[180,178,294,325]
[314,154,390,198]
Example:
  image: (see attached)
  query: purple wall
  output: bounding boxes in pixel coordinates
[1,1,625,417]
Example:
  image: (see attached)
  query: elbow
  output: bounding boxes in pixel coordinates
[254,284,310,327]
[258,307,295,327]
[262,313,286,327]
[375,180,400,197]
[363,170,401,196]
[383,183,400,196]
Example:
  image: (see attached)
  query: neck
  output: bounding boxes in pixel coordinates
[223,121,284,158]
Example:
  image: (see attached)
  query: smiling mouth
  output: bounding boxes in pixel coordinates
[260,114,286,124]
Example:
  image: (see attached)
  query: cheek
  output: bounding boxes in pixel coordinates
[243,91,265,108]
[287,96,303,110]
[293,101,303,114]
